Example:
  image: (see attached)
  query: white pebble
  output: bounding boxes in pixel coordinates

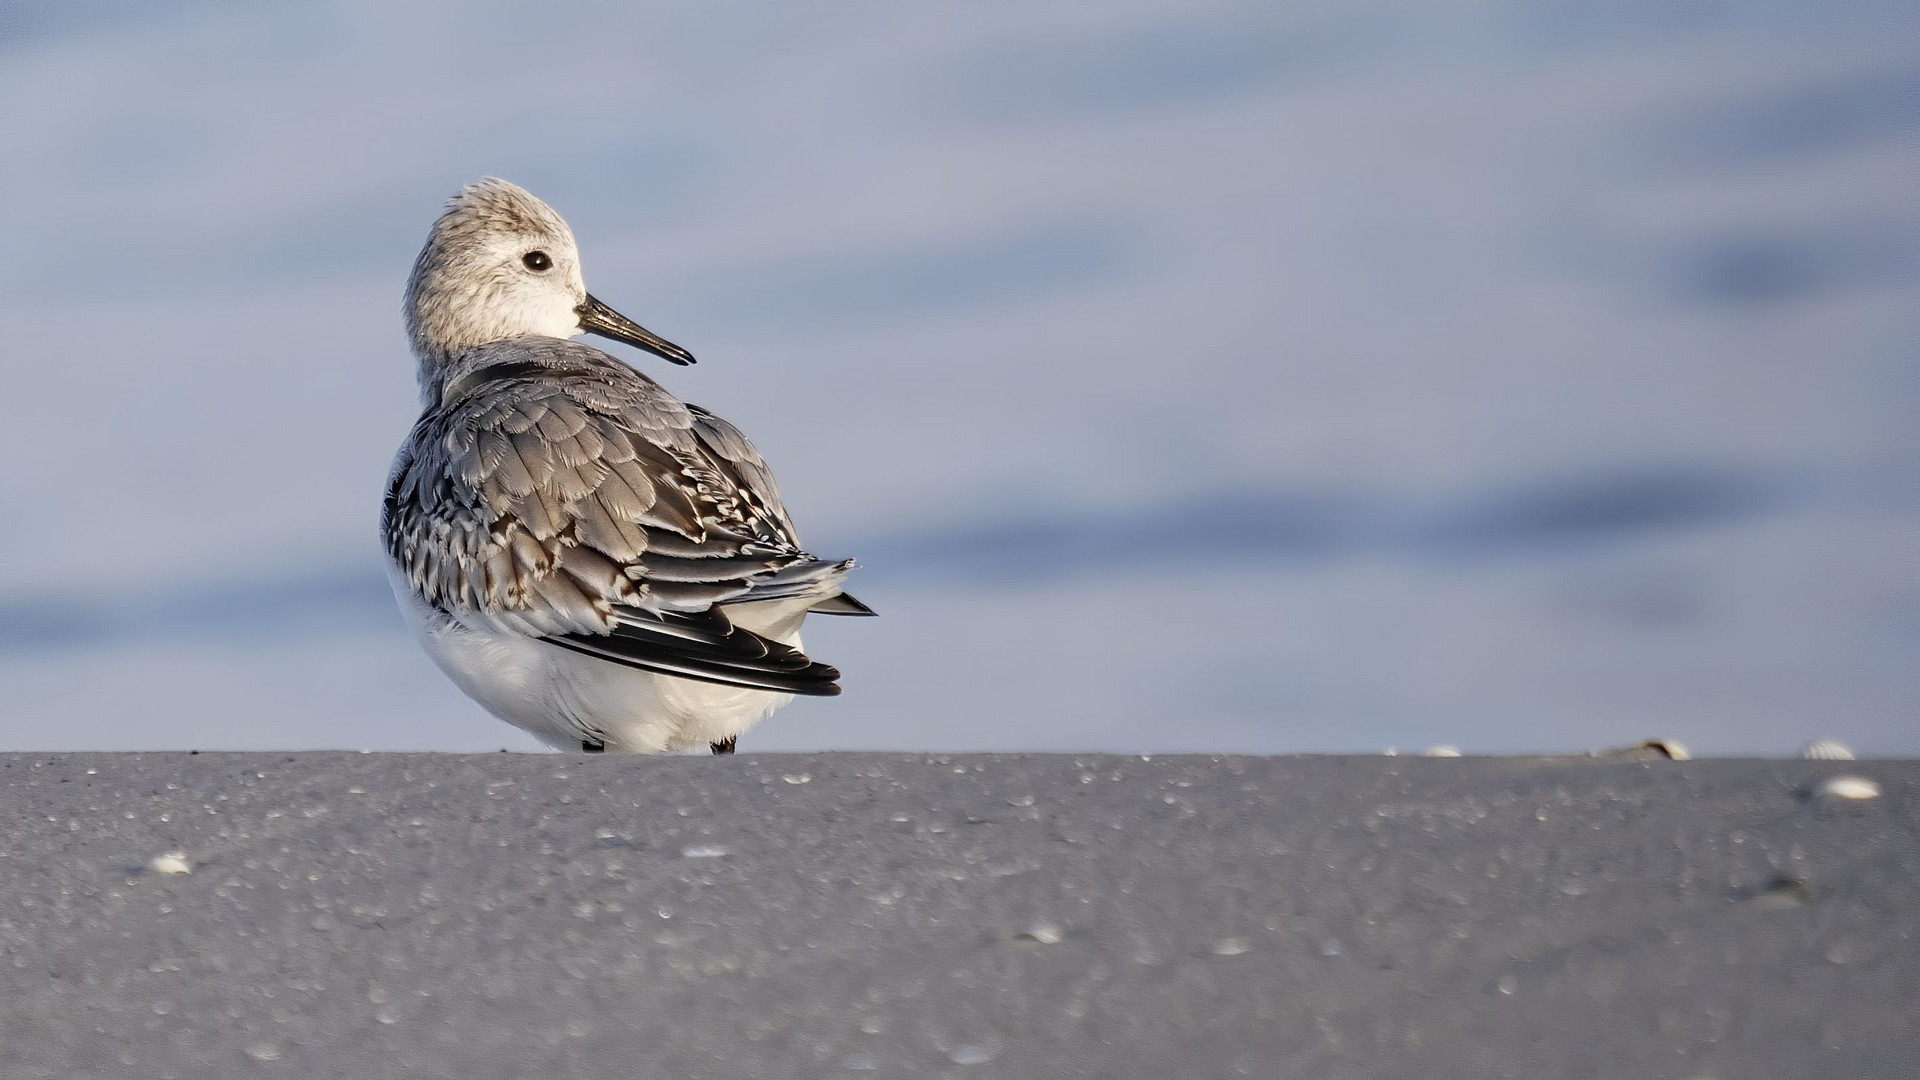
[1015,923,1064,945]
[781,773,811,785]
[1211,937,1251,956]
[1814,776,1880,801]
[680,845,728,858]
[148,852,192,876]
[1423,745,1461,758]
[1801,740,1855,761]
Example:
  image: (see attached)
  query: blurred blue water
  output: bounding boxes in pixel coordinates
[0,1,1913,754]
[0,464,1793,653]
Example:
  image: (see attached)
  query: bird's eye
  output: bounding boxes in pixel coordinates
[522,250,552,272]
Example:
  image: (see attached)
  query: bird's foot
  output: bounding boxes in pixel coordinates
[710,737,737,756]
[581,739,606,753]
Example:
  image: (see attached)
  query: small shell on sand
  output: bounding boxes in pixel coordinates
[1813,776,1880,801]
[1014,923,1064,945]
[148,852,192,875]
[1627,739,1691,761]
[1801,740,1855,761]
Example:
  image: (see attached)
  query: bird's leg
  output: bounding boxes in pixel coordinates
[581,739,606,753]
[710,737,737,756]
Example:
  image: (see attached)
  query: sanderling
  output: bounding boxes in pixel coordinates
[383,178,872,754]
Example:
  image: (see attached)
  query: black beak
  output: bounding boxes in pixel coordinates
[575,293,696,366]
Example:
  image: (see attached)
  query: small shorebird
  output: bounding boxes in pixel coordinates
[383,179,871,754]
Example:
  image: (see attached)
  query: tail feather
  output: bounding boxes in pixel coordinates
[808,592,877,616]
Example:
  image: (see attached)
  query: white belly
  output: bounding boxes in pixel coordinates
[388,568,808,753]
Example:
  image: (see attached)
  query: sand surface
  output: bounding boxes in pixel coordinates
[2,752,1914,1078]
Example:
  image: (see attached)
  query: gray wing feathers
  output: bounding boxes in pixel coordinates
[686,404,800,542]
[384,341,853,652]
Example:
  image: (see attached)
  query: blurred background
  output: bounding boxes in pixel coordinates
[0,1,1914,755]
